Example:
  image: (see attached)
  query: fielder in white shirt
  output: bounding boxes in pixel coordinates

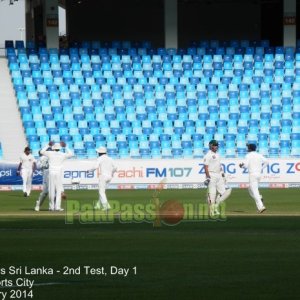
[40,141,73,211]
[239,144,268,213]
[34,151,50,211]
[89,147,117,211]
[17,146,37,197]
[203,140,232,216]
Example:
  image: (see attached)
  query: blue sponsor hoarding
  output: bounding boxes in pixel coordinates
[0,162,42,185]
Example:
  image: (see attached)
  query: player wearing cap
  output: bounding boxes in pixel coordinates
[239,144,268,213]
[89,147,117,211]
[17,146,37,197]
[40,141,73,211]
[203,140,232,216]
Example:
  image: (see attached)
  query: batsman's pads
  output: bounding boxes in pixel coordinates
[217,188,232,204]
[204,178,210,186]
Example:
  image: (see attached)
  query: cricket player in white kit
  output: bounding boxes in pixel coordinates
[203,140,232,216]
[17,147,37,197]
[40,141,73,211]
[34,151,50,211]
[239,144,268,213]
[90,147,117,211]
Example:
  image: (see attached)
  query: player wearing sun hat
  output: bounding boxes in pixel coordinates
[239,144,268,213]
[89,147,117,211]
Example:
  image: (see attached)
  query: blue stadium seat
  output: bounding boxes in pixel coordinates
[10,43,300,158]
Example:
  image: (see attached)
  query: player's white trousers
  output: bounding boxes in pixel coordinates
[207,173,227,204]
[37,170,49,208]
[248,173,264,210]
[48,170,63,210]
[21,168,33,195]
[98,175,112,209]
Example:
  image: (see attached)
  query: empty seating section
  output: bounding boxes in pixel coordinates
[5,39,300,158]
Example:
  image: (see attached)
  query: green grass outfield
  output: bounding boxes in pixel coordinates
[0,188,300,300]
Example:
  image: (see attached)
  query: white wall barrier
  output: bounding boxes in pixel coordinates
[1,158,300,190]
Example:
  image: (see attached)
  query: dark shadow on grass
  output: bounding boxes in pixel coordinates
[5,193,26,198]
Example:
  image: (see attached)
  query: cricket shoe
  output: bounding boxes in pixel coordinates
[214,208,220,216]
[55,208,64,212]
[101,204,111,212]
[259,207,266,213]
[209,204,219,217]
[34,206,40,212]
[209,207,215,217]
[94,202,101,210]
